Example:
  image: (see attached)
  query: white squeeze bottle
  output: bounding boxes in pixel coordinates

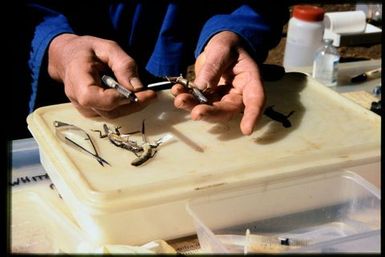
[283,5,325,69]
[312,38,340,87]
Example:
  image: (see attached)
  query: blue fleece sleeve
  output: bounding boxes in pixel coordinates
[28,4,74,112]
[195,4,284,63]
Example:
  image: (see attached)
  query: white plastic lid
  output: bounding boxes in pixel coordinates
[27,73,381,214]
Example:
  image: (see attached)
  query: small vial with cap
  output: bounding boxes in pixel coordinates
[312,38,340,87]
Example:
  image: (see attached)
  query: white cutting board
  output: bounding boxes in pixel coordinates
[27,72,381,207]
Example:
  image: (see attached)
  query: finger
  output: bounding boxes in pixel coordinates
[71,90,156,120]
[190,100,242,123]
[92,96,157,119]
[194,48,235,91]
[93,39,143,91]
[230,50,265,135]
[240,105,263,135]
[190,92,243,122]
[66,70,130,111]
[173,93,198,111]
[70,80,156,112]
[71,101,99,117]
[170,83,188,96]
[240,80,265,135]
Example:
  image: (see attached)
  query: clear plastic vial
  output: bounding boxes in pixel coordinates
[283,5,325,69]
[312,39,340,87]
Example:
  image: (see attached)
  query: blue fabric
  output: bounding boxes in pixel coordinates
[25,1,288,112]
[195,5,270,61]
[28,5,74,112]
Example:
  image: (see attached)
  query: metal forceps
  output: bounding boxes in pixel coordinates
[54,121,110,166]
[165,75,208,104]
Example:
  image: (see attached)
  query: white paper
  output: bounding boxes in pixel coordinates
[324,11,367,34]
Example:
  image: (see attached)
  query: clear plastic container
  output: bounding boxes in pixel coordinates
[312,38,340,87]
[10,138,94,253]
[186,170,381,254]
[283,5,325,69]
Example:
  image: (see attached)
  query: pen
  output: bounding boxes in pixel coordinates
[351,68,381,83]
[101,75,138,103]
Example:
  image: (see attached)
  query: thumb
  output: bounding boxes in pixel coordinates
[193,46,235,91]
[94,39,143,90]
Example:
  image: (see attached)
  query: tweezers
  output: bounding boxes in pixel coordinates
[54,121,110,166]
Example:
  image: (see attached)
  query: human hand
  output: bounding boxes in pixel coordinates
[47,34,156,118]
[171,31,265,135]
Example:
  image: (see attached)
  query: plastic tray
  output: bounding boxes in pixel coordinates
[186,170,381,253]
[26,73,381,245]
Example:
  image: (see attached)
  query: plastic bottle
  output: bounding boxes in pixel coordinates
[283,5,325,69]
[312,38,340,87]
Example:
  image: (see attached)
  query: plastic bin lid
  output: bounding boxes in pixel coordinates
[26,73,381,213]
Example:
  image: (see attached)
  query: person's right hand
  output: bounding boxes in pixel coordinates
[47,34,157,119]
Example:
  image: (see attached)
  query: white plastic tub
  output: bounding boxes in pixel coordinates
[26,73,381,245]
[186,170,381,253]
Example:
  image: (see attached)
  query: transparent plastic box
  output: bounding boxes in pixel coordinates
[186,170,381,253]
[11,138,94,253]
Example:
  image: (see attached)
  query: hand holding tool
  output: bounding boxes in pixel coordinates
[101,75,139,103]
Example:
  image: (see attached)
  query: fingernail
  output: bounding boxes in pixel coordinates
[194,82,209,91]
[129,77,143,90]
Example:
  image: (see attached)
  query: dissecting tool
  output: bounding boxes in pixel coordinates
[102,74,208,104]
[166,75,208,104]
[146,75,208,104]
[351,67,381,83]
[146,80,175,91]
[53,121,110,166]
[101,75,139,103]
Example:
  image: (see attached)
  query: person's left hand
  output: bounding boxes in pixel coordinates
[171,31,265,135]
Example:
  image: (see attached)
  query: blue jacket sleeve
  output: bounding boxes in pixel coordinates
[24,1,288,113]
[27,3,74,112]
[195,4,288,63]
[25,1,114,112]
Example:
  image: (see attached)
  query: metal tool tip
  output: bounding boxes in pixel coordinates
[130,96,139,102]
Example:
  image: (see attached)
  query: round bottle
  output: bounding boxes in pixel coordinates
[283,5,325,69]
[312,38,340,87]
